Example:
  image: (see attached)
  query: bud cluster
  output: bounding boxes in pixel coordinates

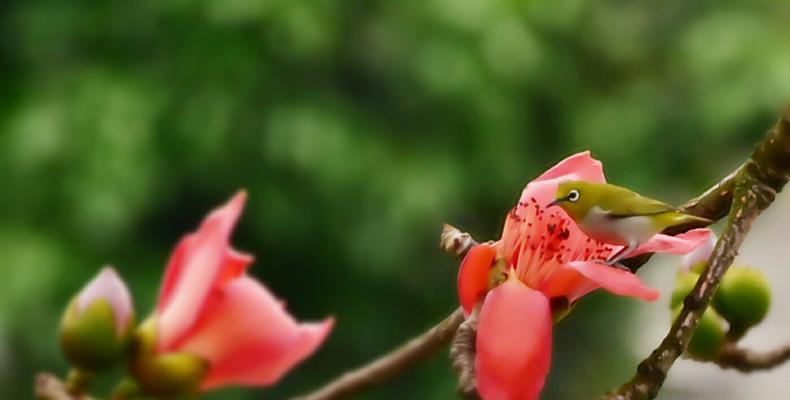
[670,235,771,360]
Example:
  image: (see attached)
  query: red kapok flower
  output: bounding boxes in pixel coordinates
[134,191,333,395]
[458,152,711,400]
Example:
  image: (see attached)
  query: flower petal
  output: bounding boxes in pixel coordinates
[630,228,713,257]
[156,191,248,350]
[457,244,496,316]
[176,276,333,390]
[533,151,605,184]
[540,261,660,302]
[682,232,718,270]
[476,278,552,400]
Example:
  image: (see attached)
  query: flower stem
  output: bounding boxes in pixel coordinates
[64,368,93,395]
[110,378,143,400]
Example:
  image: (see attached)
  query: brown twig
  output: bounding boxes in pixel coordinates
[291,225,477,400]
[450,307,479,399]
[603,107,790,400]
[714,342,790,372]
[293,309,464,400]
[295,114,789,400]
[35,373,91,400]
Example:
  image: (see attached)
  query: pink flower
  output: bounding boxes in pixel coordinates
[458,152,711,400]
[153,191,334,390]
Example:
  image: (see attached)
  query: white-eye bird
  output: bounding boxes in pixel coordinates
[548,180,711,266]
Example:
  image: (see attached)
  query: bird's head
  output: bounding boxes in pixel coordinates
[549,180,599,222]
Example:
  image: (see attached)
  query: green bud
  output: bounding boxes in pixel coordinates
[672,306,726,359]
[59,268,134,372]
[670,272,700,309]
[713,266,771,337]
[130,318,208,399]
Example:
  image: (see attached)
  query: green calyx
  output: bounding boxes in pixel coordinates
[59,298,134,372]
[713,266,771,338]
[129,318,209,399]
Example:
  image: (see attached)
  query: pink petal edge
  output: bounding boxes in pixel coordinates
[533,151,606,184]
[631,228,713,257]
[541,261,660,303]
[174,276,334,390]
[156,191,248,350]
[457,244,496,316]
[476,277,552,400]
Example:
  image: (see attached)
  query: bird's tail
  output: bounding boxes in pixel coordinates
[670,212,713,228]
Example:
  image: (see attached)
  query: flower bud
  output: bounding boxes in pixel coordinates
[670,272,700,309]
[129,318,208,398]
[713,266,771,337]
[672,306,726,359]
[59,267,135,371]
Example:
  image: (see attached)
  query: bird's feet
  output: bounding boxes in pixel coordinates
[606,261,633,272]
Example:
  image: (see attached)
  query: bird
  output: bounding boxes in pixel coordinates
[548,180,711,266]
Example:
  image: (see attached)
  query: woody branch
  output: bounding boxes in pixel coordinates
[604,107,790,400]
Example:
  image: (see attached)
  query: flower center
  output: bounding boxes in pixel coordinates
[507,197,614,287]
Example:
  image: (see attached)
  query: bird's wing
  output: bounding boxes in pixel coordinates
[601,185,676,218]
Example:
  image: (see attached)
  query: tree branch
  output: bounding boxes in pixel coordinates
[450,307,479,399]
[295,109,790,400]
[714,342,790,372]
[292,225,477,400]
[35,374,91,400]
[603,107,790,400]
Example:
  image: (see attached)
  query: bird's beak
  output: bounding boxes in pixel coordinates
[547,199,561,208]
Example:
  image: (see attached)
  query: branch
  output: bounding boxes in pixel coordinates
[603,107,790,400]
[35,374,90,400]
[292,225,477,400]
[714,342,790,372]
[450,307,479,399]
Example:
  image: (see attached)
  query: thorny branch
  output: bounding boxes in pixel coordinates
[603,107,790,400]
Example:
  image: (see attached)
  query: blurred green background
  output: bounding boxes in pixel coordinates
[1,0,788,399]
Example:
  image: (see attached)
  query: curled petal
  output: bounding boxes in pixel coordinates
[630,228,713,257]
[457,244,496,316]
[476,278,552,400]
[156,191,248,350]
[540,261,660,303]
[176,276,333,390]
[682,232,718,270]
[533,151,606,184]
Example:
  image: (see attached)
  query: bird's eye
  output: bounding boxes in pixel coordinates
[568,189,580,202]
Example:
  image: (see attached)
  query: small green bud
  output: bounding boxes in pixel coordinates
[672,306,726,359]
[670,272,700,309]
[59,267,134,372]
[130,318,208,399]
[713,266,771,337]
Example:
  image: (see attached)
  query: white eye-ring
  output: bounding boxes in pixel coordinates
[568,189,580,202]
